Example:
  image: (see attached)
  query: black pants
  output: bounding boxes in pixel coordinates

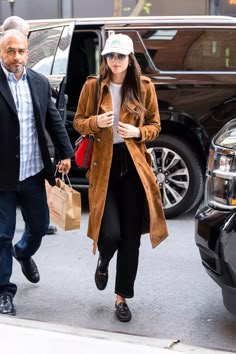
[98,143,145,298]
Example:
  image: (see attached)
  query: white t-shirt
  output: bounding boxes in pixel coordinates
[110,81,124,144]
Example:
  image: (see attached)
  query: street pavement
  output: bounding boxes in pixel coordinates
[1,188,236,353]
[0,315,234,354]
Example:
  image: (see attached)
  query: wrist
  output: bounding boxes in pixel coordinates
[136,128,141,138]
[96,115,100,128]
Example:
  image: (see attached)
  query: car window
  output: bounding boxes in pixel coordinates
[66,30,100,111]
[52,26,72,75]
[138,29,236,72]
[27,27,64,75]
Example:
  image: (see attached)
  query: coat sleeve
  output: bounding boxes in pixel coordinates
[138,79,161,143]
[73,78,102,135]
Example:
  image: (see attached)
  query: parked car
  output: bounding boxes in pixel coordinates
[195,118,236,315]
[3,15,236,218]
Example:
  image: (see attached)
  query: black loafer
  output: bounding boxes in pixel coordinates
[46,225,57,235]
[95,258,108,290]
[0,294,16,316]
[15,256,40,283]
[115,302,132,322]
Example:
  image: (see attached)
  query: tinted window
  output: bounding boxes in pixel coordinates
[27,27,63,75]
[52,26,72,75]
[139,29,236,71]
[66,30,100,110]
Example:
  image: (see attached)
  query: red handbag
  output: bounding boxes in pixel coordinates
[74,76,99,171]
[74,135,94,169]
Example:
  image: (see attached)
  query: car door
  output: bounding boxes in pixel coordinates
[27,21,75,160]
[27,21,75,112]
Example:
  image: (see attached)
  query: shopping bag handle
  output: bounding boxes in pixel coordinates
[62,173,72,189]
[54,167,72,189]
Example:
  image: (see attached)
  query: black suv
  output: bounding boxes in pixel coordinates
[195,118,236,315]
[7,15,236,218]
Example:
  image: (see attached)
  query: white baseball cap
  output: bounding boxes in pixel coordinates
[101,33,134,56]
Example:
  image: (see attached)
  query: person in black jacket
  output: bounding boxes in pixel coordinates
[2,16,58,236]
[0,29,74,315]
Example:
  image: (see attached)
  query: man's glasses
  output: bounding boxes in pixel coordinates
[106,53,127,61]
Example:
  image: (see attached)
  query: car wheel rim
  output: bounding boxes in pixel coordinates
[147,147,190,210]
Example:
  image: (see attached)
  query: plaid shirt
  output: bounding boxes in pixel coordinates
[2,65,44,181]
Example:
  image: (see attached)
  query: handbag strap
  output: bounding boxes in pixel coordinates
[74,76,99,146]
[94,76,100,115]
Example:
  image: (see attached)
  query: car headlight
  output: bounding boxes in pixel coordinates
[215,130,236,149]
[206,119,236,210]
[216,155,232,172]
[206,152,236,209]
[214,120,236,150]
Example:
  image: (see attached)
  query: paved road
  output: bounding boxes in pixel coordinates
[7,189,236,352]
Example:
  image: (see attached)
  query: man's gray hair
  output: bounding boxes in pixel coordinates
[2,16,29,36]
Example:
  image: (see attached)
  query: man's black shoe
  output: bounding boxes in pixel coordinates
[46,225,57,235]
[15,256,40,283]
[115,302,132,322]
[95,257,108,290]
[0,294,16,316]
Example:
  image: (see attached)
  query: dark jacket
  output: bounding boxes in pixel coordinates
[0,66,74,190]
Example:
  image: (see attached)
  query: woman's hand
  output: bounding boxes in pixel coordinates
[97,111,114,128]
[118,122,141,139]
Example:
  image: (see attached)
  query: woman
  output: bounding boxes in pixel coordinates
[73,33,168,322]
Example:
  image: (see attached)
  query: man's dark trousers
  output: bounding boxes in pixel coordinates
[0,171,49,297]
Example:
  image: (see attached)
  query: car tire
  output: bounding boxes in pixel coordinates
[147,134,205,218]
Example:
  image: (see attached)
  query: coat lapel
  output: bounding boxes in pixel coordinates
[0,66,17,115]
[26,69,41,116]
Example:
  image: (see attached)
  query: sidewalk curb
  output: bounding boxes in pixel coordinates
[0,316,234,354]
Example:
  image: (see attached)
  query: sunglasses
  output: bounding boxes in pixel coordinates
[105,53,127,61]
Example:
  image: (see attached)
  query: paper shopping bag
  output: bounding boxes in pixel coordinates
[45,178,81,231]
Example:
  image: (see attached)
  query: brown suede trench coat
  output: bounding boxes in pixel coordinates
[73,76,168,253]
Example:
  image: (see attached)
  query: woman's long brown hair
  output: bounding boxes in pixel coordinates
[99,53,146,115]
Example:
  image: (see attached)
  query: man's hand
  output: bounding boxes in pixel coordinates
[57,158,71,175]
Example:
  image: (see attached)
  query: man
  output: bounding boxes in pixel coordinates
[0,29,74,315]
[2,16,58,236]
[2,15,29,36]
